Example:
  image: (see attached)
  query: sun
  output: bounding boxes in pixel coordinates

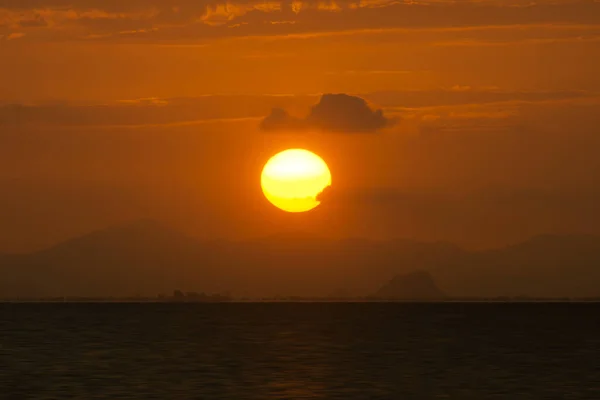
[261,149,332,213]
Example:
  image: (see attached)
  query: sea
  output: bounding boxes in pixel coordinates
[1,303,599,399]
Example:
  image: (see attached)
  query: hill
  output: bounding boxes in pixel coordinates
[431,234,600,297]
[374,271,446,300]
[1,221,600,298]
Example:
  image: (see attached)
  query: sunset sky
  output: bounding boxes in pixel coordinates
[1,0,600,252]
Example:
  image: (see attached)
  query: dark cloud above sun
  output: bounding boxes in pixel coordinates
[260,93,395,133]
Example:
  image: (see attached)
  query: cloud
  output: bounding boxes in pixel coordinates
[6,32,25,40]
[1,1,599,43]
[260,93,394,133]
[363,88,594,108]
[259,107,303,131]
[2,90,593,131]
[307,93,392,132]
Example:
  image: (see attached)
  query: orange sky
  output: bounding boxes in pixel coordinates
[1,0,600,252]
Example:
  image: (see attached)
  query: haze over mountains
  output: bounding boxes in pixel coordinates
[1,219,599,299]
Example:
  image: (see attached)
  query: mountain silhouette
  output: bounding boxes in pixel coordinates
[374,271,446,300]
[1,220,600,298]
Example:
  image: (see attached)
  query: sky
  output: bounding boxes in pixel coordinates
[1,0,600,252]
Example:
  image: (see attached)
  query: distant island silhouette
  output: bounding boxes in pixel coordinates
[1,219,600,300]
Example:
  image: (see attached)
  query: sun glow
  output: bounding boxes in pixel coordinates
[261,149,332,213]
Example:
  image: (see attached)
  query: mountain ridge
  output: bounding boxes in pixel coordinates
[1,219,599,298]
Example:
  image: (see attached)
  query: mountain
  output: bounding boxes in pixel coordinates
[1,221,600,298]
[0,220,210,298]
[431,234,600,297]
[374,271,446,300]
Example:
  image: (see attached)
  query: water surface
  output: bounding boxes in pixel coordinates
[1,303,598,399]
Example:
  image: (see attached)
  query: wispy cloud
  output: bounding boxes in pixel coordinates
[327,70,414,75]
[2,32,25,40]
[1,1,598,42]
[1,90,597,133]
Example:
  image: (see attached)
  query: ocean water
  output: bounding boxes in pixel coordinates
[1,303,599,399]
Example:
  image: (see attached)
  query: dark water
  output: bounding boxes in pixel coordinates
[1,303,599,399]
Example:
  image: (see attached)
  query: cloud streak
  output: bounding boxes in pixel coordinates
[1,0,599,42]
[0,90,595,130]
